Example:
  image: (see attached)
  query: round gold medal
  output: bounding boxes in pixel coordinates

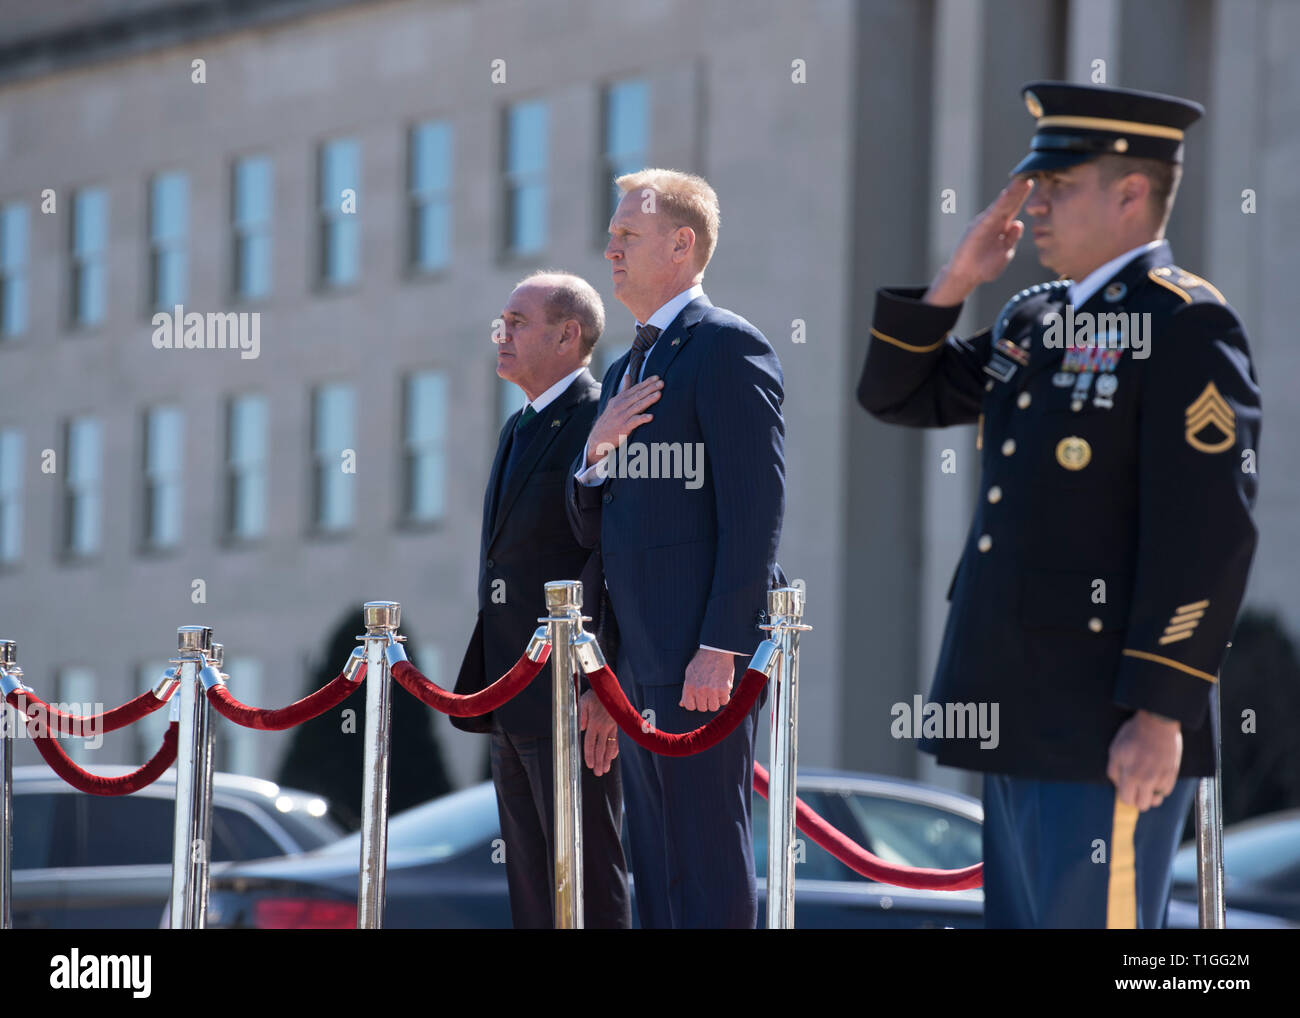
[1056,436,1091,470]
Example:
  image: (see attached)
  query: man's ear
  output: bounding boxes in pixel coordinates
[558,318,583,350]
[1118,171,1151,217]
[672,225,696,264]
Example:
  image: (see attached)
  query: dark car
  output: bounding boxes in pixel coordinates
[1170,808,1300,924]
[202,766,1294,929]
[12,765,344,929]
[202,768,985,928]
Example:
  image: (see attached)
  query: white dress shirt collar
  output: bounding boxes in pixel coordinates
[1068,239,1163,308]
[525,365,587,415]
[641,283,706,332]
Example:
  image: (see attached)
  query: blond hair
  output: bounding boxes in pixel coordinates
[615,168,720,269]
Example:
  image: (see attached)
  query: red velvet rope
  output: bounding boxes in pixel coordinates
[753,761,983,890]
[583,664,769,757]
[6,688,169,735]
[24,719,179,796]
[391,645,551,717]
[205,664,366,731]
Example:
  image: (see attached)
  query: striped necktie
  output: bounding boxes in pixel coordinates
[621,324,661,392]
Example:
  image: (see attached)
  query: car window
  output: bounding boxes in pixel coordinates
[319,784,500,861]
[752,791,859,882]
[1219,816,1300,891]
[14,793,78,869]
[212,806,285,862]
[81,795,173,866]
[841,792,981,870]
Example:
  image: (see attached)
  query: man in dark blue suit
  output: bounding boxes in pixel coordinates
[568,169,786,928]
[452,271,630,928]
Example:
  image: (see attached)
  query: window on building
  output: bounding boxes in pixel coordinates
[233,155,273,300]
[409,121,452,273]
[143,406,184,549]
[312,383,355,532]
[503,100,548,256]
[64,416,101,557]
[149,172,188,310]
[226,394,267,540]
[402,370,448,523]
[0,428,22,564]
[71,188,108,327]
[134,660,173,760]
[0,202,29,338]
[601,79,650,226]
[55,667,96,766]
[319,139,360,287]
[219,657,263,776]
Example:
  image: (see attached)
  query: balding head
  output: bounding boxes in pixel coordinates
[517,271,606,361]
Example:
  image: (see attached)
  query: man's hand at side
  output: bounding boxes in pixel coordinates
[585,376,663,467]
[1106,709,1183,812]
[579,689,619,776]
[681,647,735,712]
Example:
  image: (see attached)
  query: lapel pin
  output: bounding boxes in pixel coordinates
[1104,282,1127,302]
[551,419,561,427]
[671,338,680,346]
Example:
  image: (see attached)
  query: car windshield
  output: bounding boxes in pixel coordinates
[317,783,499,862]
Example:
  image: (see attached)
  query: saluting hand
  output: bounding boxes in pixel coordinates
[585,376,664,468]
[924,177,1033,306]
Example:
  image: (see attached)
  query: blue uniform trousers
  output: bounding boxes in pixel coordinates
[981,773,1197,928]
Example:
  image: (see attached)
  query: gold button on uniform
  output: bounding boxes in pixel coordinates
[987,485,1002,504]
[1002,439,1016,456]
[978,534,993,553]
[985,380,994,392]
[1088,617,1103,633]
[1017,391,1031,409]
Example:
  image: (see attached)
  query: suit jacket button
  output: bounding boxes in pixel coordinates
[1088,617,1103,632]
[486,558,495,569]
[602,492,613,504]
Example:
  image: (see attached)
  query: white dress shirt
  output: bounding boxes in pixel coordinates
[1068,239,1163,308]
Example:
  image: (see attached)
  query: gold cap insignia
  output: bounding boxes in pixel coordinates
[1025,90,1043,119]
[1185,382,1235,453]
[1056,436,1091,470]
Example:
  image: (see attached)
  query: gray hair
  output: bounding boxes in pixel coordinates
[517,270,606,360]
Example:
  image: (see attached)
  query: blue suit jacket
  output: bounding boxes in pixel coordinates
[567,296,786,686]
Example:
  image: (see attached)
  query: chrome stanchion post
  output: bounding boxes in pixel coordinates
[358,601,402,929]
[542,580,584,929]
[0,639,20,931]
[169,625,212,929]
[1196,679,1226,929]
[192,642,226,929]
[763,586,811,930]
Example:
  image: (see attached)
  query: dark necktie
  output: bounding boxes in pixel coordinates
[621,324,661,392]
[515,403,537,431]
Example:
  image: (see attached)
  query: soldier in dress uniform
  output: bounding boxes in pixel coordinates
[857,81,1261,928]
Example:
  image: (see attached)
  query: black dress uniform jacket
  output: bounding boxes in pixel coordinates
[858,241,1261,781]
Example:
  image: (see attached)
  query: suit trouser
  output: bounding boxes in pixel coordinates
[489,722,632,928]
[614,648,762,929]
[981,772,1197,928]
